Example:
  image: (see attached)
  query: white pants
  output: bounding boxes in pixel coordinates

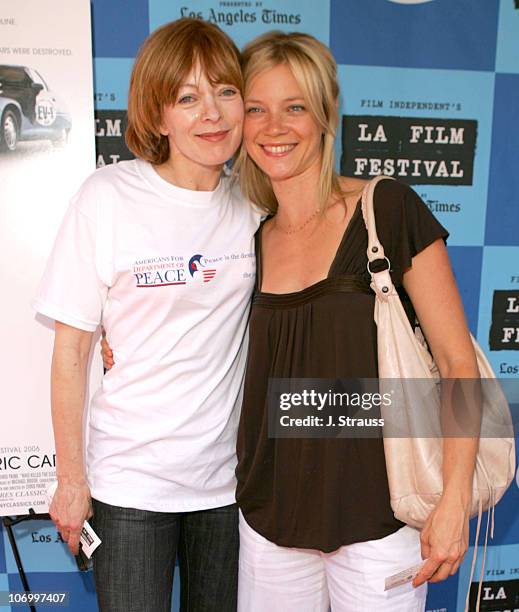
[238,512,427,612]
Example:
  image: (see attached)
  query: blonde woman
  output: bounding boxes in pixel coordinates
[34,18,260,612]
[234,32,478,611]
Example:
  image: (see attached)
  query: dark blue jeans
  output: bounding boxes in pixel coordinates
[91,498,239,612]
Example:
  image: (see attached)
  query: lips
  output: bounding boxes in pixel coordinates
[196,130,229,142]
[260,143,296,156]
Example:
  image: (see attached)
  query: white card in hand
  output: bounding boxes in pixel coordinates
[384,562,425,591]
[46,480,102,558]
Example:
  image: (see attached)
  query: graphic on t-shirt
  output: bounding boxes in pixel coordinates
[133,255,187,288]
[131,251,253,288]
[132,254,220,288]
[188,254,217,284]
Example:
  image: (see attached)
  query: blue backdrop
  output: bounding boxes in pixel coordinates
[2,1,518,610]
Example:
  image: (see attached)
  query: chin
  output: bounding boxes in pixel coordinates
[255,165,293,182]
[201,145,238,165]
[246,154,286,177]
[192,150,230,166]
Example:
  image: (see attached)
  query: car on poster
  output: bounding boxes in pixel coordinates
[0,64,71,152]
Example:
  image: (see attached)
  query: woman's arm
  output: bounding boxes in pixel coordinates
[400,238,479,586]
[50,321,94,555]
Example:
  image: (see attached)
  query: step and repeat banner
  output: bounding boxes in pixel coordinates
[1,0,518,611]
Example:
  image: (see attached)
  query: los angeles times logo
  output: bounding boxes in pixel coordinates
[387,0,435,4]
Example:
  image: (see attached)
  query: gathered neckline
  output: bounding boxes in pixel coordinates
[256,198,362,296]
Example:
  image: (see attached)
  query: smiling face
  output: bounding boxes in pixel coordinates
[159,64,244,173]
[243,63,323,185]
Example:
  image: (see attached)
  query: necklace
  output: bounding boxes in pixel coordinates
[275,207,322,235]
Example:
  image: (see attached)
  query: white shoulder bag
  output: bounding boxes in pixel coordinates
[361,175,515,610]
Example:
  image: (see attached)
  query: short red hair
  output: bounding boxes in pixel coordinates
[126,18,242,164]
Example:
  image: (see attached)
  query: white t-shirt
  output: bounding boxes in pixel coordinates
[34,159,262,511]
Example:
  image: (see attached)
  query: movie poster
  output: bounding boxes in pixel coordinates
[0,0,98,515]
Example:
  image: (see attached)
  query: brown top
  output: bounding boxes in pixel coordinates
[235,180,449,552]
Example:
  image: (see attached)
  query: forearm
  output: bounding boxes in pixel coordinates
[439,363,480,505]
[441,437,478,505]
[50,324,93,485]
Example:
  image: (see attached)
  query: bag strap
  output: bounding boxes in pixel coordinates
[361,175,397,300]
[363,175,493,612]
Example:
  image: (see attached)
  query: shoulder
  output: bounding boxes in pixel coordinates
[72,160,140,217]
[337,175,423,216]
[83,159,139,190]
[373,177,415,200]
[369,178,448,272]
[76,159,135,194]
[371,178,427,220]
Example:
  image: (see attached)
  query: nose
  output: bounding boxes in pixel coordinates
[201,94,221,122]
[264,111,288,136]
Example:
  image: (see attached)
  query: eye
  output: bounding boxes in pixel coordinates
[288,104,305,112]
[220,87,238,97]
[178,95,195,104]
[245,106,263,114]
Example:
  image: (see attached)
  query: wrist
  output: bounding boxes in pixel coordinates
[56,474,89,487]
[441,484,472,509]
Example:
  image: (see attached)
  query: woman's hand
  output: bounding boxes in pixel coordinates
[412,490,470,587]
[49,480,93,555]
[101,328,114,370]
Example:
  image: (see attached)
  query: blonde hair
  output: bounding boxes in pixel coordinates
[126,18,242,164]
[236,31,341,214]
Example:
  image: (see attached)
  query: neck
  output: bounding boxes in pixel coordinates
[271,163,323,226]
[155,156,223,191]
